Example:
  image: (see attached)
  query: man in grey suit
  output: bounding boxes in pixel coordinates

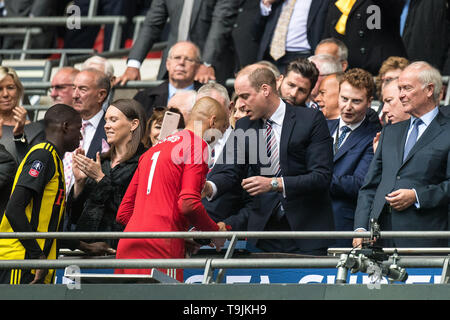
[115,0,239,86]
[353,61,450,248]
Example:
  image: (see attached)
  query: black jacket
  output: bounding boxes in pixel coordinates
[322,0,407,75]
[402,0,449,72]
[68,144,146,248]
[133,80,203,118]
[0,144,16,218]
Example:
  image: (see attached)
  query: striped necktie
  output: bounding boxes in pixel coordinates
[265,119,281,177]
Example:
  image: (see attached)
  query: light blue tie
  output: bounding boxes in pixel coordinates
[403,118,422,162]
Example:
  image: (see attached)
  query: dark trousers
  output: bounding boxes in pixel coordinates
[254,207,327,256]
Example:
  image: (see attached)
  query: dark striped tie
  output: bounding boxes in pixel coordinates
[265,119,281,177]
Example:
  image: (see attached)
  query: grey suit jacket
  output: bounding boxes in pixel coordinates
[129,0,239,81]
[354,110,450,247]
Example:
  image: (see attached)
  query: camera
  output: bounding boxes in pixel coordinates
[335,219,408,284]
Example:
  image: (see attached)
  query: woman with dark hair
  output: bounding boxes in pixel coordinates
[142,106,185,148]
[67,99,147,248]
[0,66,44,163]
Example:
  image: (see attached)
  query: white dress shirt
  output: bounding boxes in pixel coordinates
[260,0,312,52]
[82,109,105,153]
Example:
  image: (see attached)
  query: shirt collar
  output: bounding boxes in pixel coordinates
[168,82,195,101]
[84,109,104,129]
[338,116,365,132]
[267,99,286,126]
[410,106,439,128]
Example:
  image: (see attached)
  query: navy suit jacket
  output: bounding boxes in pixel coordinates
[327,117,380,235]
[202,130,246,224]
[85,116,107,159]
[256,0,330,60]
[354,110,450,247]
[209,102,335,251]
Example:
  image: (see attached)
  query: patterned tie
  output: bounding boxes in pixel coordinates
[269,0,297,61]
[63,121,88,193]
[403,118,422,162]
[337,125,351,149]
[208,145,215,170]
[178,0,195,41]
[264,119,281,177]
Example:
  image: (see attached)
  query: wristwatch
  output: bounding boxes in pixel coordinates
[13,133,26,143]
[270,177,279,192]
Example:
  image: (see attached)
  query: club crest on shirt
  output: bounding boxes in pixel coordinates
[29,160,44,177]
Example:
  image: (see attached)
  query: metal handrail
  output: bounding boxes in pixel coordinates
[0,16,127,52]
[1,230,450,240]
[1,231,449,284]
[0,256,446,270]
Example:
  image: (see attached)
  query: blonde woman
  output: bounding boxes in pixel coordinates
[0,66,44,163]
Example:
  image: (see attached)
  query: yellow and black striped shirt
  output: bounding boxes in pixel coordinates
[0,142,65,284]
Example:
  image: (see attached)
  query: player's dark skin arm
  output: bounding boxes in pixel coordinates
[4,185,45,259]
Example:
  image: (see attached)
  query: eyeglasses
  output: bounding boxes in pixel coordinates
[168,55,198,65]
[48,84,73,93]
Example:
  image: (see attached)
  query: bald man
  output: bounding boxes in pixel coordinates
[315,74,341,120]
[115,97,228,282]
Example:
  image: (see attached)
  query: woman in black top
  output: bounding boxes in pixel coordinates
[68,99,147,248]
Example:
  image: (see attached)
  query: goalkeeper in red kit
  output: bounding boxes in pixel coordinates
[115,97,230,281]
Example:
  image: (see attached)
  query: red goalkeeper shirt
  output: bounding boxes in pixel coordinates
[115,130,218,278]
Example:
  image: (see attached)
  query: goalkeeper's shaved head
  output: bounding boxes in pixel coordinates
[189,96,227,123]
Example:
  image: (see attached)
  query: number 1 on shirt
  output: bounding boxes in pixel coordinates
[147,151,160,194]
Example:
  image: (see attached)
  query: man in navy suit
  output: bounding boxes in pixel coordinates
[63,68,109,196]
[353,61,450,248]
[327,68,381,247]
[256,0,329,74]
[203,65,335,255]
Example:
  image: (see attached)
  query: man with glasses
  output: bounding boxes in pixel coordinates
[133,41,203,118]
[49,67,80,107]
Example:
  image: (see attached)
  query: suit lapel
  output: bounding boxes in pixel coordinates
[86,117,107,159]
[307,0,321,28]
[348,0,364,17]
[334,118,368,162]
[189,0,203,30]
[327,119,339,135]
[401,112,448,166]
[280,105,296,172]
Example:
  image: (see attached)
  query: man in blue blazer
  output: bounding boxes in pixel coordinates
[327,68,381,247]
[353,62,450,248]
[204,65,335,255]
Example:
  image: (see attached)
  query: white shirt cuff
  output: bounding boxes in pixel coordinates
[127,59,142,69]
[412,188,420,208]
[281,177,286,198]
[206,181,218,201]
[260,1,272,16]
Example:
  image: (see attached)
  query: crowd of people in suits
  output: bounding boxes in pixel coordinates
[0,1,450,281]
